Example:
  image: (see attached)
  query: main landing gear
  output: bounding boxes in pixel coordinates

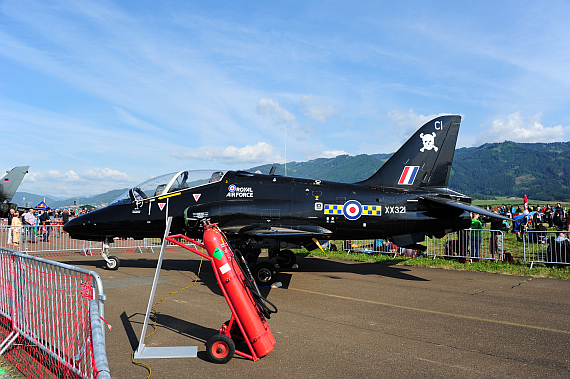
[274,249,296,269]
[238,247,297,286]
[101,238,120,270]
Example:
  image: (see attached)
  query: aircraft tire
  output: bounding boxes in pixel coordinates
[252,262,277,286]
[206,334,235,364]
[276,249,296,268]
[106,256,120,270]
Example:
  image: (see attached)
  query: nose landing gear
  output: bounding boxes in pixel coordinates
[101,238,120,270]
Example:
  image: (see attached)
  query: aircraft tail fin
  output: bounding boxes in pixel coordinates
[357,115,461,189]
[0,166,29,203]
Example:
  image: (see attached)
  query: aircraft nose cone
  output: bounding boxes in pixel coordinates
[63,216,81,235]
[63,213,95,238]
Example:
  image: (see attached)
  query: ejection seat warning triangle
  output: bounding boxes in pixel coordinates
[213,248,224,260]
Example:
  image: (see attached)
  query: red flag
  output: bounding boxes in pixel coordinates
[524,195,528,212]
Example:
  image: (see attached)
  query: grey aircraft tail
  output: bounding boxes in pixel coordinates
[357,115,461,189]
[0,166,30,204]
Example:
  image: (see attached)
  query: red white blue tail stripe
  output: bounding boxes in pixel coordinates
[398,166,419,185]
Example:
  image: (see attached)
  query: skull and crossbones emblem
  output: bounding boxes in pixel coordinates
[419,132,438,152]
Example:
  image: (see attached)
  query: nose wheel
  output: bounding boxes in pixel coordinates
[101,238,120,270]
[105,255,120,270]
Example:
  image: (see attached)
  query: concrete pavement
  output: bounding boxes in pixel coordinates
[53,249,570,378]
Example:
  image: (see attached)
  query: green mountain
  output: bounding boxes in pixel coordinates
[247,153,392,183]
[10,192,61,208]
[14,189,128,209]
[450,142,570,201]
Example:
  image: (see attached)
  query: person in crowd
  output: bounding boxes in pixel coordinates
[62,209,70,224]
[532,211,539,229]
[544,204,553,227]
[470,213,483,262]
[6,208,15,245]
[553,205,566,230]
[11,212,22,246]
[555,232,568,243]
[23,208,36,242]
[38,209,51,242]
[490,209,503,259]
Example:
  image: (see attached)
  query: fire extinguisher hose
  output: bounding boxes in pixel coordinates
[233,248,278,319]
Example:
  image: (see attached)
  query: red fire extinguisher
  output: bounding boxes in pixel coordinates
[201,223,276,362]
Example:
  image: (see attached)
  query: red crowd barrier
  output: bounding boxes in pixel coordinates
[0,248,109,379]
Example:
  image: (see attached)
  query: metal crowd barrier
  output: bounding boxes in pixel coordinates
[425,229,504,261]
[2,224,93,254]
[338,239,399,256]
[0,247,110,379]
[524,230,570,268]
[341,231,504,261]
[2,222,568,270]
[1,224,187,257]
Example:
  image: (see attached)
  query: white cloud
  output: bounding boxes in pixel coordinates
[476,112,565,144]
[256,98,296,124]
[25,168,131,183]
[171,142,282,164]
[321,150,349,158]
[300,95,340,122]
[82,168,131,181]
[304,149,350,160]
[388,109,459,136]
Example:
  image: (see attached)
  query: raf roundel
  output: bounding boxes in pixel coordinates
[342,200,363,220]
[228,184,236,192]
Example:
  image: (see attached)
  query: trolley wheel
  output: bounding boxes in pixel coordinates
[106,256,120,270]
[276,249,296,268]
[206,334,235,364]
[252,262,277,286]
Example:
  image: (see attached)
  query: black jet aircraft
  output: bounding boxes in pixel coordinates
[64,115,507,279]
[0,166,29,214]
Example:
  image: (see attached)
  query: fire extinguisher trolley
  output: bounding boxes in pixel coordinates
[166,222,277,363]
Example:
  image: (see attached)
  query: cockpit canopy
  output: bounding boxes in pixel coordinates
[110,170,227,206]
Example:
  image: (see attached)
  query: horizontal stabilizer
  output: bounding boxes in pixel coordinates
[421,196,511,221]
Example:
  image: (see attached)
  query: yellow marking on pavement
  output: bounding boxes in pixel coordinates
[289,287,570,335]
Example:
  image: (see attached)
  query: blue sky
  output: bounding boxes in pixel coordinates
[1,0,569,198]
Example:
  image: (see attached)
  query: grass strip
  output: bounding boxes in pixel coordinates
[297,249,570,280]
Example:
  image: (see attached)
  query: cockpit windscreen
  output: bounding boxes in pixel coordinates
[110,170,226,206]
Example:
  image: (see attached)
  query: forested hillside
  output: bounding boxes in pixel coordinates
[450,142,570,200]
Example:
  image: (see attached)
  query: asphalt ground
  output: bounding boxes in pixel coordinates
[49,248,570,379]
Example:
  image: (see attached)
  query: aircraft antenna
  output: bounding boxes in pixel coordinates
[285,123,287,176]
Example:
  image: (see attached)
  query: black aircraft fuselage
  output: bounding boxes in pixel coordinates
[64,115,508,270]
[65,171,471,245]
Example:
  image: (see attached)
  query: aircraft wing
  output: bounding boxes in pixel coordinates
[228,225,333,239]
[420,196,512,221]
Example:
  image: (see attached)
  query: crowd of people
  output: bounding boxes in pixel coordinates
[481,202,570,232]
[4,207,91,246]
